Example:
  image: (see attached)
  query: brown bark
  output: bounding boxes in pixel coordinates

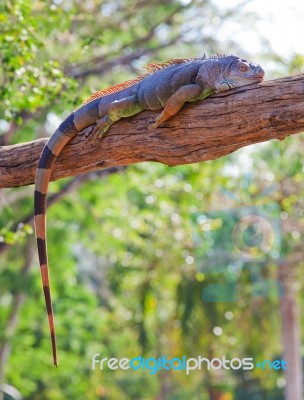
[0,74,303,189]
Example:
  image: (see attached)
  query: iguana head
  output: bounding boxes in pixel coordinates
[216,56,265,92]
[197,55,265,93]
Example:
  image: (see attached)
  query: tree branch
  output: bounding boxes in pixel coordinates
[67,1,191,79]
[1,74,303,189]
[68,36,182,80]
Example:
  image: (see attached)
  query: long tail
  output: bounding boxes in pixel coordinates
[34,113,81,367]
[34,90,123,365]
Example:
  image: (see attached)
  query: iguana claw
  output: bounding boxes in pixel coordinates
[85,116,113,140]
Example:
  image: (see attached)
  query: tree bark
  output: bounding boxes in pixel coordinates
[0,74,303,189]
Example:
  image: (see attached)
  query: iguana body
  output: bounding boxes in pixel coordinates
[34,55,264,366]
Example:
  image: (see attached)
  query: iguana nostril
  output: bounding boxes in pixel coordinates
[256,66,265,78]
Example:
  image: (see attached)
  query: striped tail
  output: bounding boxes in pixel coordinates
[34,114,79,366]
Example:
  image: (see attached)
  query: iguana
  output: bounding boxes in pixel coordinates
[34,55,265,366]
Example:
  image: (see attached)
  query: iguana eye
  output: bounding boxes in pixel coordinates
[239,63,249,72]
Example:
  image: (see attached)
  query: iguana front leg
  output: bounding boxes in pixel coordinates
[89,95,143,139]
[150,84,213,129]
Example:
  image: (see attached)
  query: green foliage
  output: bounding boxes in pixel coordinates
[0,223,32,245]
[0,0,75,120]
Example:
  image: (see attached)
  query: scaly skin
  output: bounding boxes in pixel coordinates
[34,55,265,366]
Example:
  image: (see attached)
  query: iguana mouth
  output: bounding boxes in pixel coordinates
[248,75,264,81]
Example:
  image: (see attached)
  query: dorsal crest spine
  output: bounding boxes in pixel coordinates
[82,57,203,105]
[81,55,233,106]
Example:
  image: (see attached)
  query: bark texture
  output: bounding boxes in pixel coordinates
[0,74,303,189]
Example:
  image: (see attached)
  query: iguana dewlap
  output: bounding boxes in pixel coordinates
[34,55,264,366]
